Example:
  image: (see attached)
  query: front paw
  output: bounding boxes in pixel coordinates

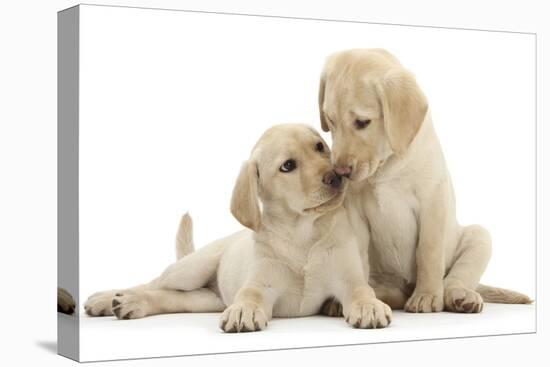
[444,287,483,313]
[345,298,392,329]
[404,291,444,313]
[219,303,268,333]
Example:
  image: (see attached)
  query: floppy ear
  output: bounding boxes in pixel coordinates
[318,75,329,132]
[376,69,428,155]
[230,160,261,231]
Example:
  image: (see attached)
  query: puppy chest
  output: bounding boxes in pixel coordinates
[273,255,332,317]
[364,184,419,280]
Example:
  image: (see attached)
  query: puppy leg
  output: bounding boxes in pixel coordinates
[150,241,225,291]
[85,241,225,316]
[111,288,225,320]
[444,224,491,313]
[84,247,213,317]
[370,273,414,310]
[405,184,448,313]
[320,284,408,315]
[373,285,410,310]
[333,250,392,328]
[320,297,343,317]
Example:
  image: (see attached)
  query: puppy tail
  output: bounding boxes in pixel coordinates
[176,212,195,260]
[476,284,533,304]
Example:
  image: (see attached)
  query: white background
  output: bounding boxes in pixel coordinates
[77,5,536,361]
[0,0,547,366]
[80,5,535,300]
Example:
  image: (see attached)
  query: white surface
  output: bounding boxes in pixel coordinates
[0,0,547,366]
[79,303,536,362]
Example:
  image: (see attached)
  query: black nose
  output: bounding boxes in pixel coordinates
[323,171,342,189]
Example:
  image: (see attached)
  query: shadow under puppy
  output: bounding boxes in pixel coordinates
[85,124,391,331]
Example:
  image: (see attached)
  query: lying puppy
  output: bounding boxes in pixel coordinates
[85,124,391,331]
[318,48,532,313]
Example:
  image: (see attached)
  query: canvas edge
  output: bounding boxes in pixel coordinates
[58,4,80,362]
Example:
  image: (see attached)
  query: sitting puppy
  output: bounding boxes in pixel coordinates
[318,48,532,313]
[85,124,391,332]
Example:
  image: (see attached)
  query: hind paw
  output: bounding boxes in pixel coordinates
[444,287,483,313]
[84,290,120,316]
[111,292,150,320]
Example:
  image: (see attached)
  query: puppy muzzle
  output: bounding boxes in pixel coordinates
[323,171,343,189]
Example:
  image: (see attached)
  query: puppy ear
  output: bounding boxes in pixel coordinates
[318,75,329,132]
[376,69,428,155]
[230,160,261,231]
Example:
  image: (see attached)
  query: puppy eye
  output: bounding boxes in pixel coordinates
[355,119,371,130]
[280,159,297,173]
[315,142,325,153]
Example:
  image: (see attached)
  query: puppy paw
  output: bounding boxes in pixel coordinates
[111,292,149,320]
[444,287,483,313]
[58,288,76,315]
[404,291,444,313]
[84,290,119,316]
[219,303,268,333]
[345,298,392,329]
[320,297,343,317]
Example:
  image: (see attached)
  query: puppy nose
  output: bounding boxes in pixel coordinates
[334,166,352,178]
[323,171,342,189]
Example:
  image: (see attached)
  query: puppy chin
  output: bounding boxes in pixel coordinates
[304,185,347,214]
[351,164,372,182]
[353,159,386,182]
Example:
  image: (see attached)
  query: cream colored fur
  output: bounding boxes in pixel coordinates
[84,124,391,331]
[318,48,531,313]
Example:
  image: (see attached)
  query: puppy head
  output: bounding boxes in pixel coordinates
[230,124,346,231]
[319,48,428,181]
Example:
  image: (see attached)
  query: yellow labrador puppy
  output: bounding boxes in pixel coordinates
[85,124,392,331]
[318,48,531,313]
